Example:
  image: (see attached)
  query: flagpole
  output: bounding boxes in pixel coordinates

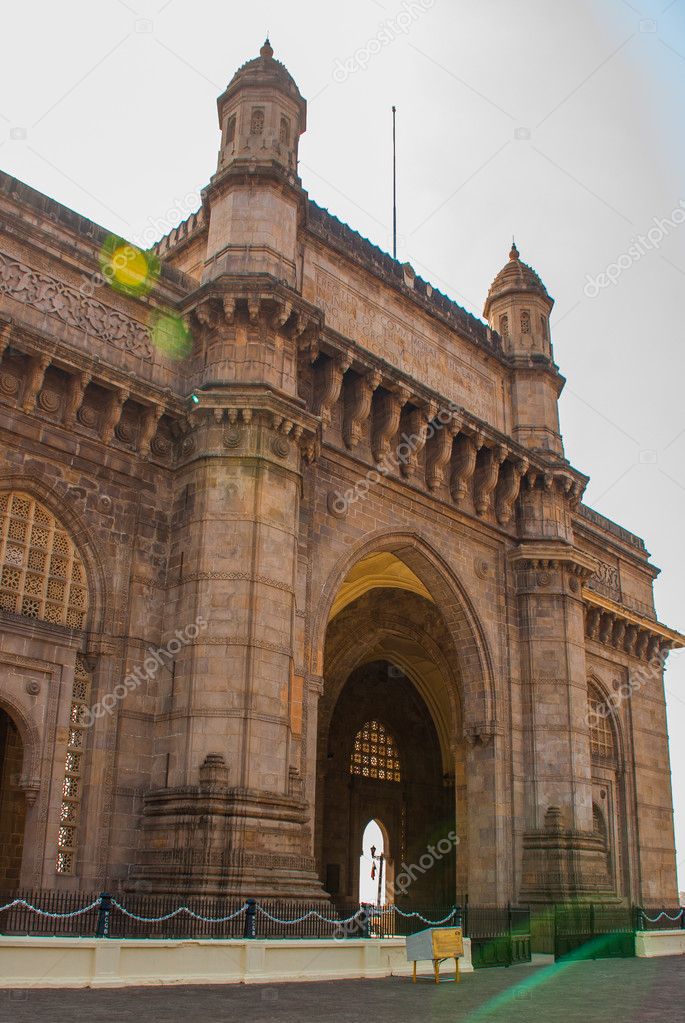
[392,105,397,261]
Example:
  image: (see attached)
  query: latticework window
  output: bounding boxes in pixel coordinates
[588,689,615,760]
[350,720,401,782]
[57,655,92,874]
[279,115,290,145]
[250,108,265,135]
[0,492,88,629]
[521,310,531,335]
[226,114,236,144]
[499,314,509,340]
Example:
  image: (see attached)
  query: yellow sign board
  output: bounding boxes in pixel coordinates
[432,928,464,958]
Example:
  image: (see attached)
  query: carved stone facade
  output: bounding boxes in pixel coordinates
[0,42,681,906]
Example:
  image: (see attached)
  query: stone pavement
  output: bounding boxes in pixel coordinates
[1,956,683,1023]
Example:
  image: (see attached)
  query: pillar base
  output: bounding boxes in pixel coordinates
[129,783,327,900]
[520,821,615,903]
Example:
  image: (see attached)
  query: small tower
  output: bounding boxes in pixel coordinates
[203,40,307,286]
[215,39,307,177]
[484,243,564,456]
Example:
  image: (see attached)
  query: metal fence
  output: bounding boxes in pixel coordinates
[0,891,534,968]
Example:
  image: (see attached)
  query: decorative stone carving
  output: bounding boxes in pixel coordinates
[399,404,431,479]
[343,369,380,450]
[37,388,61,414]
[138,405,163,459]
[450,431,481,504]
[0,250,153,359]
[0,370,19,396]
[496,457,528,525]
[22,354,50,412]
[425,415,456,491]
[371,385,408,465]
[63,371,91,428]
[312,353,349,425]
[327,490,348,519]
[475,444,507,517]
[100,388,129,446]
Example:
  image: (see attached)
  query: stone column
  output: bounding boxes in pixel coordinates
[133,375,324,896]
[511,533,611,901]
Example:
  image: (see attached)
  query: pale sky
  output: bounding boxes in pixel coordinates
[1,0,683,895]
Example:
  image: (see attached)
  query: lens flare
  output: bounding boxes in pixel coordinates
[99,235,160,297]
[150,310,193,361]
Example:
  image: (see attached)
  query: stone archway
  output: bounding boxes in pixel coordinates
[312,535,508,906]
[0,709,26,887]
[320,655,457,907]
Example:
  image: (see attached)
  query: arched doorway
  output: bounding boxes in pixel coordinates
[320,658,456,906]
[314,539,502,907]
[0,709,26,887]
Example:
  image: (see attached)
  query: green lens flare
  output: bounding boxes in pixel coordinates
[151,311,193,360]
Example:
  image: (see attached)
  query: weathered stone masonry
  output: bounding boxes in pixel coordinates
[0,41,681,906]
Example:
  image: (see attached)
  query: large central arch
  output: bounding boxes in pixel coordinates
[311,532,497,737]
[312,532,502,906]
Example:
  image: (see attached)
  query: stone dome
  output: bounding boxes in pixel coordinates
[226,39,302,96]
[484,242,552,318]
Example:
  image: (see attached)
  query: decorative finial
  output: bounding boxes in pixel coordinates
[260,38,273,59]
[509,239,520,261]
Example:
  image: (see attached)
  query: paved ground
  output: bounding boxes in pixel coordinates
[1,957,683,1022]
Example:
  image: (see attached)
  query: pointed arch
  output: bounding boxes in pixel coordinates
[587,675,624,768]
[312,530,496,733]
[0,472,108,635]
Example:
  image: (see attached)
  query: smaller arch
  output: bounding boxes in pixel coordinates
[587,677,622,766]
[0,491,88,629]
[0,475,108,635]
[279,115,291,146]
[226,114,237,144]
[0,694,41,783]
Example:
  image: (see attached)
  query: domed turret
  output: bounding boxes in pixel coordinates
[484,242,553,357]
[216,39,307,176]
[203,42,307,287]
[485,243,563,455]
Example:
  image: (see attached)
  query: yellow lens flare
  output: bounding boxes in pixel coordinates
[99,235,160,298]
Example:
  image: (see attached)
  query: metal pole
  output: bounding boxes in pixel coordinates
[377,852,384,907]
[392,106,397,261]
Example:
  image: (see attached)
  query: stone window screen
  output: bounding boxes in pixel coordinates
[350,720,401,782]
[57,655,92,875]
[499,314,509,340]
[0,492,89,629]
[226,114,237,144]
[279,115,291,145]
[250,107,265,135]
[521,310,531,335]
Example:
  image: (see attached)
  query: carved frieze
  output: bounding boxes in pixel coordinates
[0,251,153,360]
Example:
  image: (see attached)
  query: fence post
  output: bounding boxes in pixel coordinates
[243,899,257,939]
[95,892,112,938]
[454,904,462,930]
[507,902,513,966]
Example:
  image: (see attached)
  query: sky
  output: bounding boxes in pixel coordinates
[0,0,683,896]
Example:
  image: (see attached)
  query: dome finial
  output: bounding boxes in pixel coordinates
[510,238,520,261]
[260,37,273,59]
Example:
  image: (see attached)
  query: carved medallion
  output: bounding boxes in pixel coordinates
[37,388,60,413]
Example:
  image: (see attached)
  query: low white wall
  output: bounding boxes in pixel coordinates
[0,936,473,989]
[635,930,685,958]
